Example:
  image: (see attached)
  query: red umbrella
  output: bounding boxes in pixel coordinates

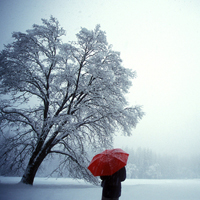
[88,148,129,176]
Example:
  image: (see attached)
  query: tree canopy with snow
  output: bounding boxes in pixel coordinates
[0,16,144,185]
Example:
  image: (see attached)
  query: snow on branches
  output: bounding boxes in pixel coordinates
[0,16,144,185]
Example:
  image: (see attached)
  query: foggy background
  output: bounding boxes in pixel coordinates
[0,0,200,157]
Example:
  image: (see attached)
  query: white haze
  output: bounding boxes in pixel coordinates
[0,0,200,157]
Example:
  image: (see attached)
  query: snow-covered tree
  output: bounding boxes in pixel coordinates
[146,164,162,179]
[126,163,139,178]
[0,16,144,185]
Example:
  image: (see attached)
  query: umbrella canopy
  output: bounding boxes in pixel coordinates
[88,148,129,176]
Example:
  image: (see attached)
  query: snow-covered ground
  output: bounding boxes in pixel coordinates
[0,177,200,200]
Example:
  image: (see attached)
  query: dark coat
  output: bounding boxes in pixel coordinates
[100,167,126,198]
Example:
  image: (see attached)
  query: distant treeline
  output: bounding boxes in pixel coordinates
[125,147,200,179]
[1,147,200,179]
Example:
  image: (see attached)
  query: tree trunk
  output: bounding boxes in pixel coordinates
[20,151,47,185]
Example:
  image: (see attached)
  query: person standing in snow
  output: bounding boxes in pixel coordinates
[100,167,126,200]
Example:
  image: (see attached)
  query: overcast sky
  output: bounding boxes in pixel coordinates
[1,0,200,157]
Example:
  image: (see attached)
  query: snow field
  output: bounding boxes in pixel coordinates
[0,177,200,200]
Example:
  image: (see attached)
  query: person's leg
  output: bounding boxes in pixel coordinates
[101,196,109,200]
[101,196,108,200]
[101,196,119,200]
